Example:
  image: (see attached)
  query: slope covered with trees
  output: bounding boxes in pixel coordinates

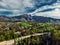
[0,22,60,45]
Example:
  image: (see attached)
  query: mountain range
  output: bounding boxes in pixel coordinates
[0,14,60,22]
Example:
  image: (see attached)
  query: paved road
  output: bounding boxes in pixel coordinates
[0,32,48,45]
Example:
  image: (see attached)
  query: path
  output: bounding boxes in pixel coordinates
[0,32,48,45]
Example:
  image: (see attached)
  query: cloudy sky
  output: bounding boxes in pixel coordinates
[0,0,60,19]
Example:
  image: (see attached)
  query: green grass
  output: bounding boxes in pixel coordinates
[19,22,31,27]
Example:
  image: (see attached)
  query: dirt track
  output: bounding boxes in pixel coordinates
[0,33,47,45]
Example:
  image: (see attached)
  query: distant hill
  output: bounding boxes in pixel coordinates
[12,14,60,22]
[0,14,60,22]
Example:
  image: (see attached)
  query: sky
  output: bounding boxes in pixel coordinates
[0,0,60,19]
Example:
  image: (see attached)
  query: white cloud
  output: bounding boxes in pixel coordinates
[30,1,60,19]
[0,0,35,16]
[0,0,34,9]
[0,9,7,11]
[0,0,24,9]
[31,1,60,14]
[0,1,7,7]
[23,0,34,7]
[33,8,60,19]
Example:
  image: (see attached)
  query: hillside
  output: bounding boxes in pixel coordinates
[0,14,60,22]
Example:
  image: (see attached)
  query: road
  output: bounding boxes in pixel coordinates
[0,32,48,45]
